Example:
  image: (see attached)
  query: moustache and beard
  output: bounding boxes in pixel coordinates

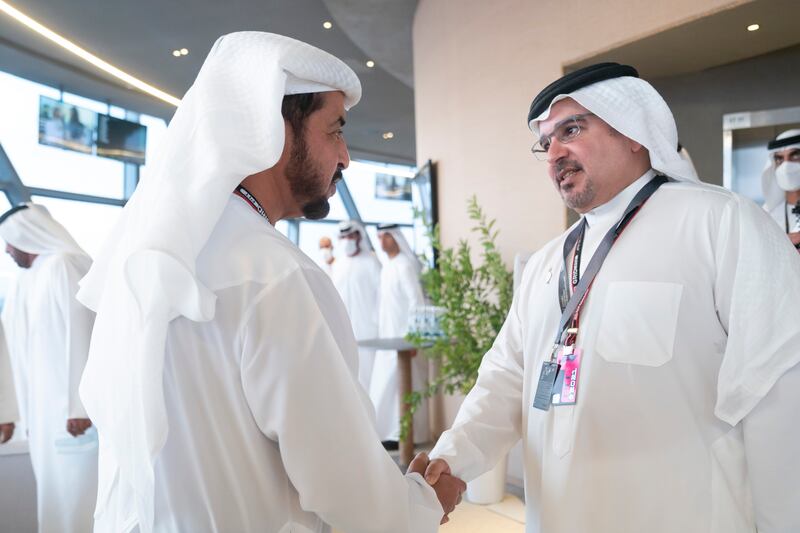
[286,131,343,220]
[554,159,595,212]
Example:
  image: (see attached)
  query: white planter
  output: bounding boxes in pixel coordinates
[466,454,508,505]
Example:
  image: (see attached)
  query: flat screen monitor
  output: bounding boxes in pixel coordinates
[38,96,97,154]
[96,115,147,165]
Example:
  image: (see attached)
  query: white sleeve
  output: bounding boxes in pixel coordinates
[56,258,95,419]
[399,261,425,309]
[742,362,800,532]
[240,268,442,533]
[713,195,800,425]
[0,323,18,424]
[429,293,525,481]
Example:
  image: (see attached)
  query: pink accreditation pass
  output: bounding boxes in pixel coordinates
[551,347,582,406]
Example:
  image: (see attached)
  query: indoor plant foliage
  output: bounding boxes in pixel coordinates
[403,195,513,438]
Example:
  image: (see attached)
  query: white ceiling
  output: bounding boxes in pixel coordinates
[567,0,800,80]
[0,0,419,163]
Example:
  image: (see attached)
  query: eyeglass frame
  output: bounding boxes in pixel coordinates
[531,112,596,161]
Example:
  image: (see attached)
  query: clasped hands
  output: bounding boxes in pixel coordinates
[407,452,464,525]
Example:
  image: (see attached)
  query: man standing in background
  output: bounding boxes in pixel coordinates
[318,235,337,276]
[761,129,800,249]
[0,203,97,533]
[370,224,430,449]
[0,322,17,444]
[333,220,382,390]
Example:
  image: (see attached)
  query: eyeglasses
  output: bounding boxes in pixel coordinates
[531,113,595,161]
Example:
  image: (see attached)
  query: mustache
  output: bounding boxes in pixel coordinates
[332,167,344,184]
[555,159,582,174]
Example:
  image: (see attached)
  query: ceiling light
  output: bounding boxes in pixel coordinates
[747,23,760,32]
[382,132,394,140]
[366,60,375,68]
[0,0,181,106]
[180,48,189,55]
[172,50,181,57]
[323,21,333,29]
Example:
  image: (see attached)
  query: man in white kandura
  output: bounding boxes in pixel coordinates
[370,224,430,449]
[418,63,800,532]
[318,235,337,276]
[0,203,97,533]
[77,32,464,533]
[0,322,17,444]
[333,220,382,390]
[761,129,800,250]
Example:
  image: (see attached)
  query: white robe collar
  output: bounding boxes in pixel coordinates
[583,169,657,231]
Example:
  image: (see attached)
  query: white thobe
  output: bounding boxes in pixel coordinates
[332,250,381,390]
[431,172,800,533]
[370,254,431,442]
[0,322,18,425]
[766,200,800,233]
[149,196,442,533]
[2,253,97,533]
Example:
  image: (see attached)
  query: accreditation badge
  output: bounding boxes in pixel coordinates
[552,347,582,406]
[533,360,560,411]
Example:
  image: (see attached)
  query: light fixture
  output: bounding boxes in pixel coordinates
[382,132,394,140]
[172,50,181,57]
[323,21,333,29]
[0,0,181,106]
[747,23,760,32]
[366,60,375,68]
[180,48,189,55]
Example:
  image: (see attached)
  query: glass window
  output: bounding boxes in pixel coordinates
[274,220,290,238]
[0,70,126,199]
[297,220,340,268]
[326,189,348,220]
[31,196,122,259]
[342,160,415,225]
[138,113,168,185]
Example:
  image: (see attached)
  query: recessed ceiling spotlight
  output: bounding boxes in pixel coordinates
[382,132,394,140]
[0,0,180,105]
[172,50,181,57]
[366,60,375,68]
[323,21,333,29]
[747,23,760,32]
[180,48,189,55]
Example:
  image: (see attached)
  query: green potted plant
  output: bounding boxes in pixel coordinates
[405,195,513,503]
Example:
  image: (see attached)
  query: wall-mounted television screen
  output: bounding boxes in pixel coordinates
[375,173,413,201]
[38,96,97,154]
[96,115,147,165]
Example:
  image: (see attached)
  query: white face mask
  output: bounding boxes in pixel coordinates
[342,238,359,256]
[775,161,800,192]
[319,248,333,263]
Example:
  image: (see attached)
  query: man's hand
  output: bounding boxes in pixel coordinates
[66,418,92,437]
[0,422,14,443]
[408,452,466,524]
[788,231,800,251]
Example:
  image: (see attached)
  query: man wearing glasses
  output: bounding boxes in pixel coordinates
[416,63,800,532]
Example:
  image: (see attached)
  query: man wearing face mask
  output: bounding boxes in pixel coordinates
[333,220,382,391]
[761,129,800,249]
[318,235,336,276]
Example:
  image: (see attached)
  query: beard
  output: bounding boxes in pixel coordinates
[286,133,334,220]
[561,178,596,211]
[555,159,596,212]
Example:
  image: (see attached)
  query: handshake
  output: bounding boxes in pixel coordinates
[407,452,466,525]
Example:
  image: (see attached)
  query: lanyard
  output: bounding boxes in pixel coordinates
[553,176,667,350]
[234,185,271,224]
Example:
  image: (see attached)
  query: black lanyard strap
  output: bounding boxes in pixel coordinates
[235,185,271,223]
[554,175,667,346]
